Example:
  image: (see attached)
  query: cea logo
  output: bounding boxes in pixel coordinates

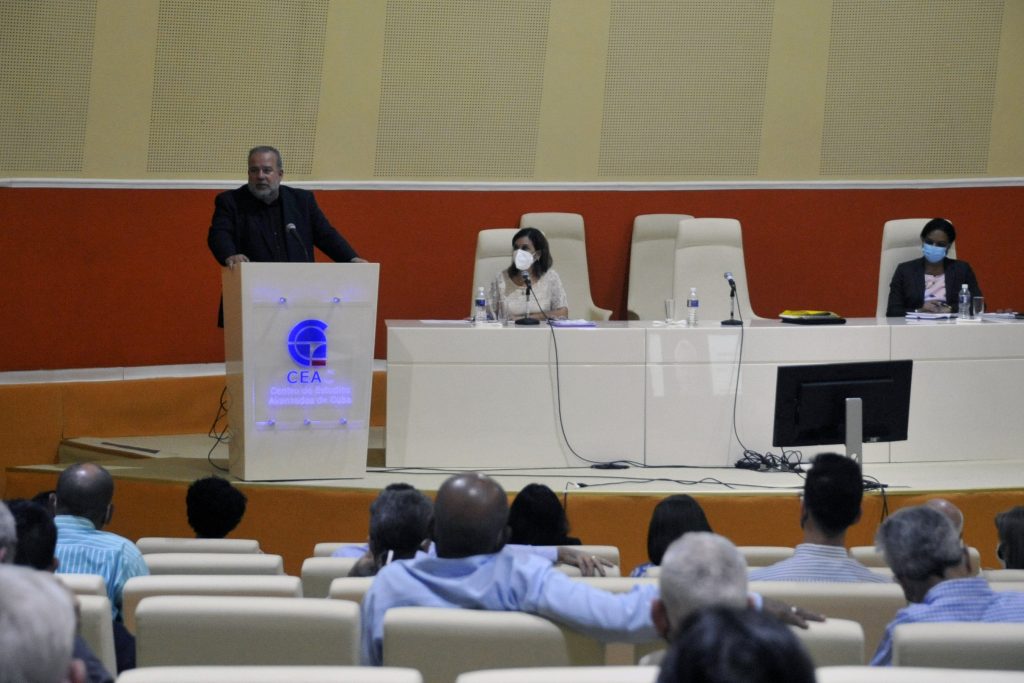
[287,319,327,384]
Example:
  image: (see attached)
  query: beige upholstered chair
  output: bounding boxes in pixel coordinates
[471,228,518,315]
[142,552,284,575]
[792,618,865,666]
[136,537,261,554]
[850,545,980,575]
[626,214,694,320]
[876,218,957,317]
[519,213,612,320]
[116,667,424,683]
[739,546,795,567]
[984,569,1024,582]
[456,667,660,683]
[55,572,106,597]
[673,218,761,323]
[313,541,367,558]
[301,556,361,598]
[892,622,1024,670]
[77,594,117,676]
[135,595,360,667]
[382,607,572,683]
[749,581,907,655]
[122,574,302,632]
[818,666,1024,682]
[327,576,375,604]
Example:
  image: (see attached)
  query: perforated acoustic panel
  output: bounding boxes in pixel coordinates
[821,0,1003,176]
[599,0,774,177]
[0,1,96,174]
[374,0,550,178]
[148,0,328,175]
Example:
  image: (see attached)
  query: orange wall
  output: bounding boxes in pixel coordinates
[2,185,1022,371]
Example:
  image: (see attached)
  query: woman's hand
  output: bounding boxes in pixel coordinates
[918,301,951,313]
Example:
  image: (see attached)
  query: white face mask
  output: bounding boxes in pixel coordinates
[514,249,535,271]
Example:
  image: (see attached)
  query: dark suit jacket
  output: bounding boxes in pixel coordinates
[207,184,358,265]
[886,257,982,317]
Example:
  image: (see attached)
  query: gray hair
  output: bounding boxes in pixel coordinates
[0,565,77,683]
[876,505,964,581]
[0,502,15,564]
[248,145,283,170]
[659,532,748,631]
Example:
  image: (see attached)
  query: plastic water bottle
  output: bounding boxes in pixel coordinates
[958,284,971,320]
[474,287,488,324]
[686,287,699,326]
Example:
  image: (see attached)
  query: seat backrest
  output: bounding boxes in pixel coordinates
[328,576,375,604]
[893,622,1024,670]
[519,213,612,320]
[627,214,694,320]
[792,618,865,666]
[135,595,360,667]
[143,552,284,576]
[985,569,1024,583]
[472,228,519,314]
[876,219,956,317]
[455,666,661,683]
[850,545,980,575]
[314,542,367,558]
[673,218,759,322]
[818,665,1024,682]
[122,574,302,632]
[749,581,907,656]
[136,537,262,554]
[739,546,795,567]
[383,607,571,683]
[77,594,117,676]
[55,572,106,597]
[302,556,361,598]
[116,666,424,683]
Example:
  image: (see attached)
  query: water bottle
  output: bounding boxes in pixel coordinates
[686,287,699,326]
[958,284,971,320]
[474,286,488,324]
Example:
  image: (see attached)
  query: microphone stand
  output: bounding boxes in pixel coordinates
[721,284,742,326]
[515,270,540,326]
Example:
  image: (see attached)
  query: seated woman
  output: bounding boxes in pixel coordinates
[507,483,580,546]
[631,494,713,577]
[996,506,1024,570]
[491,227,568,322]
[886,217,982,316]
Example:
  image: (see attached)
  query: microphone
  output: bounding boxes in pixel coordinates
[723,271,737,290]
[721,271,742,326]
[286,223,311,261]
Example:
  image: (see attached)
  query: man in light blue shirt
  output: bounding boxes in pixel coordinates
[54,463,149,621]
[871,505,1024,665]
[749,453,888,584]
[360,473,659,665]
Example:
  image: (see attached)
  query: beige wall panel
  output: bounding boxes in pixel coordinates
[820,0,1004,177]
[147,0,329,176]
[373,0,550,179]
[987,0,1024,176]
[0,0,97,175]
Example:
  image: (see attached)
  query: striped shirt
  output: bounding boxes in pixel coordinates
[748,544,891,583]
[872,577,1024,666]
[54,515,149,620]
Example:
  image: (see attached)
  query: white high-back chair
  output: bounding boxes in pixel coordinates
[55,573,106,597]
[850,545,980,575]
[876,219,956,317]
[627,214,694,320]
[142,552,284,575]
[136,537,261,554]
[117,667,424,683]
[739,546,795,567]
[793,618,865,666]
[673,218,759,323]
[328,576,375,605]
[301,557,361,598]
[471,228,518,314]
[892,622,1024,670]
[520,213,612,320]
[78,594,117,676]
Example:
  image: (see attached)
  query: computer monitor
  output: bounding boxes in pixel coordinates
[772,360,913,463]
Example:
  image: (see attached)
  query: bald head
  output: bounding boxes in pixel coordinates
[432,473,509,558]
[55,463,114,528]
[926,498,964,536]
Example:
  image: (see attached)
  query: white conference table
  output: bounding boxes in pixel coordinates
[385,318,1024,469]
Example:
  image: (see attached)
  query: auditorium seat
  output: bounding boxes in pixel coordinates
[739,546,795,566]
[327,576,375,604]
[455,666,660,683]
[122,574,302,632]
[55,572,107,597]
[313,541,366,558]
[301,556,361,598]
[626,214,694,320]
[135,595,360,667]
[116,667,424,683]
[77,594,117,676]
[793,618,865,666]
[818,666,1024,682]
[519,213,612,320]
[142,552,284,575]
[984,569,1024,582]
[136,537,261,554]
[892,622,1024,670]
[471,228,518,315]
[850,545,980,574]
[673,217,761,322]
[876,218,956,317]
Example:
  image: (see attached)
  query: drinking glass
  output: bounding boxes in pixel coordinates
[972,296,985,319]
[664,299,676,323]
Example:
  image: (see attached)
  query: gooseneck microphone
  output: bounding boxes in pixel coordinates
[514,249,541,326]
[285,223,311,261]
[724,271,737,290]
[721,271,742,326]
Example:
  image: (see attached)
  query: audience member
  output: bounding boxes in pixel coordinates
[508,483,580,546]
[360,472,659,665]
[871,504,1024,665]
[0,501,15,563]
[31,489,57,516]
[349,485,433,577]
[926,498,965,537]
[995,506,1024,570]
[186,476,248,538]
[657,606,817,683]
[631,494,712,577]
[54,463,149,621]
[0,564,86,683]
[749,452,888,583]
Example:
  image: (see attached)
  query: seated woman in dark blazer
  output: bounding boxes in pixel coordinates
[886,218,982,317]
